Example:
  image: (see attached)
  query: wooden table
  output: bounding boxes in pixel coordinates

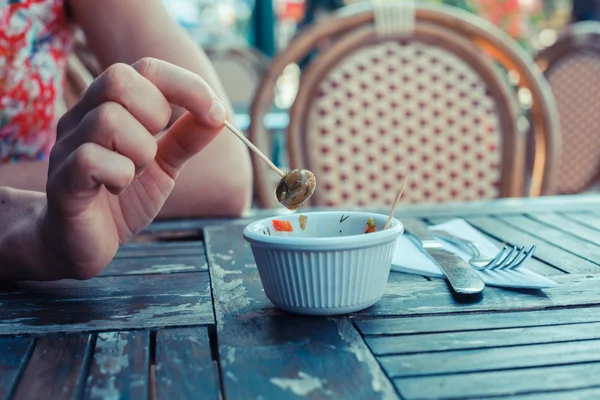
[2,195,600,400]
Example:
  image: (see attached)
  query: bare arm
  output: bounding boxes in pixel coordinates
[0,162,48,192]
[0,188,48,280]
[69,0,253,218]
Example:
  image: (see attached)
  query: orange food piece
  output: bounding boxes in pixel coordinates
[272,219,294,232]
[365,217,376,234]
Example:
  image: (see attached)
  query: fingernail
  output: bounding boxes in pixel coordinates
[135,167,147,179]
[208,100,227,126]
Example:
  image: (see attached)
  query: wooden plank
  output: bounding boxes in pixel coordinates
[389,194,600,218]
[561,212,600,233]
[155,327,220,400]
[426,217,563,276]
[114,241,205,258]
[84,331,150,400]
[380,339,600,377]
[355,306,600,335]
[146,196,600,232]
[101,255,208,277]
[0,338,33,399]
[499,215,600,265]
[0,273,213,335]
[390,273,431,283]
[465,216,600,273]
[13,335,92,400]
[144,218,239,233]
[356,273,600,318]
[205,224,399,400]
[394,362,600,400]
[527,213,600,245]
[478,387,600,400]
[366,321,600,355]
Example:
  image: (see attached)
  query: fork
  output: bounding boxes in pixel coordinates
[431,230,536,271]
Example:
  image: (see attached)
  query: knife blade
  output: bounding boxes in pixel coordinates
[404,220,485,294]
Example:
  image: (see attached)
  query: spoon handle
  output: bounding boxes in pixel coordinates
[224,121,286,178]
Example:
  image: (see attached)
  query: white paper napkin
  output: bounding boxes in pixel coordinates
[392,219,557,289]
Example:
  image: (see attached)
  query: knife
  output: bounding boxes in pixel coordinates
[404,220,485,294]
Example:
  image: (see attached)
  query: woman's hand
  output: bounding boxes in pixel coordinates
[43,57,227,279]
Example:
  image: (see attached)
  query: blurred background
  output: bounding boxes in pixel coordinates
[162,0,578,55]
[158,0,600,207]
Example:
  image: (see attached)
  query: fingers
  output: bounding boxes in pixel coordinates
[60,62,172,136]
[48,143,136,209]
[58,101,158,175]
[131,57,227,128]
[155,112,223,177]
[59,58,226,139]
[51,57,229,194]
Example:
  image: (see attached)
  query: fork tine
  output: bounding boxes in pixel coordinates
[498,247,526,270]
[503,247,527,269]
[508,245,536,269]
[491,246,518,270]
[478,247,508,269]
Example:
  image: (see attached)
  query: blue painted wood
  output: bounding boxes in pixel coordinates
[380,339,600,378]
[366,321,600,355]
[115,241,205,258]
[145,195,600,234]
[395,362,600,399]
[527,213,600,245]
[12,335,92,400]
[0,338,33,399]
[499,215,600,265]
[0,273,213,335]
[205,224,399,400]
[83,331,150,400]
[355,307,600,335]
[155,327,220,400]
[562,211,600,232]
[355,273,600,318]
[502,388,600,400]
[101,255,208,276]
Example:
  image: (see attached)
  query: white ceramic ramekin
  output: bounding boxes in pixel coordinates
[243,211,404,315]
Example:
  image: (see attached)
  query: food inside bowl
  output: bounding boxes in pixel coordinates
[365,218,376,233]
[272,220,293,232]
[266,213,383,238]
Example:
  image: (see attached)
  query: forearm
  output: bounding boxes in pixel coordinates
[0,187,49,280]
[0,161,48,192]
[70,0,231,110]
[72,0,253,218]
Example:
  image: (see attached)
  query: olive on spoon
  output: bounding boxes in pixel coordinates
[223,121,316,209]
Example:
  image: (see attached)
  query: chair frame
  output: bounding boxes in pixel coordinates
[536,21,600,192]
[249,2,559,208]
[204,46,270,108]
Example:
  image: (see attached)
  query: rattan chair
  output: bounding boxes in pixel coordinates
[249,2,559,208]
[205,47,269,110]
[536,22,600,194]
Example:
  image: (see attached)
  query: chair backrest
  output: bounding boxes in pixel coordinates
[205,47,269,110]
[536,22,600,194]
[249,2,559,208]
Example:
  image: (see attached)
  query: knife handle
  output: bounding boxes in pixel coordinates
[427,248,485,294]
[404,219,485,295]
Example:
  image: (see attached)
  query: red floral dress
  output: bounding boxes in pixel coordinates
[0,0,73,164]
